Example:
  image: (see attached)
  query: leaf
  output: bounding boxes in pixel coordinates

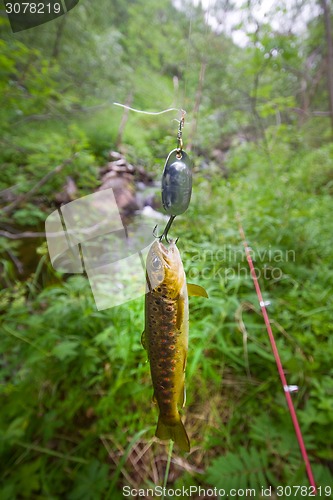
[3,416,28,442]
[69,459,109,500]
[52,340,80,360]
[206,446,271,493]
[15,459,42,498]
[93,328,113,347]
[312,464,333,487]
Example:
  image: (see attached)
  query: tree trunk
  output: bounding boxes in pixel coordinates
[115,93,133,149]
[187,61,206,151]
[52,16,67,60]
[321,0,333,136]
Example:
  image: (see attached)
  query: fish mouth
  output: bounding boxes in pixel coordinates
[156,240,178,268]
[147,239,182,295]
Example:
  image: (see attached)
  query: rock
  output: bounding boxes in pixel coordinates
[211,149,229,177]
[108,151,124,161]
[141,205,168,221]
[97,151,156,214]
[211,149,226,163]
[101,151,153,184]
[0,184,18,203]
[54,177,77,204]
[98,174,139,214]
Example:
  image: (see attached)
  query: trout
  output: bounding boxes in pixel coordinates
[142,239,207,451]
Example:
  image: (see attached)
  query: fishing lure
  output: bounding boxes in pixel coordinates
[155,111,192,243]
[142,239,207,451]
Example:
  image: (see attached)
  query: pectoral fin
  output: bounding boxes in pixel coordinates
[141,330,147,350]
[182,349,187,373]
[178,382,186,408]
[176,294,185,329]
[187,283,209,298]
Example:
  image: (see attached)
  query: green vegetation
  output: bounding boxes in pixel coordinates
[1,1,333,498]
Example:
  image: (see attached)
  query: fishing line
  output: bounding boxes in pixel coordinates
[183,3,194,105]
[236,214,317,493]
[116,1,211,458]
[113,102,182,116]
[114,1,211,129]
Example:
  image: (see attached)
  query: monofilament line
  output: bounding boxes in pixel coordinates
[113,102,182,116]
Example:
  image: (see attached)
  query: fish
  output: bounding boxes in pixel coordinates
[142,239,208,452]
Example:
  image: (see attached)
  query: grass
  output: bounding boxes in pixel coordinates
[1,137,333,498]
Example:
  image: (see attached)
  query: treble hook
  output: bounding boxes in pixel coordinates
[153,215,177,244]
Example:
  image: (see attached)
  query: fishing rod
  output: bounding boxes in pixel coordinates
[237,214,317,494]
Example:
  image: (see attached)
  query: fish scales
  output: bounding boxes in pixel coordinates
[143,239,190,451]
[146,291,187,418]
[142,239,208,451]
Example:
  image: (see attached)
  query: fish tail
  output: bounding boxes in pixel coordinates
[155,414,190,452]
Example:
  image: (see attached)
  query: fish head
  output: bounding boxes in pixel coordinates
[146,239,185,298]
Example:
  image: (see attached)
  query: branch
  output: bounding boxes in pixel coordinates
[289,107,331,117]
[0,230,46,239]
[12,102,109,126]
[1,154,78,217]
[7,249,24,274]
[0,219,112,239]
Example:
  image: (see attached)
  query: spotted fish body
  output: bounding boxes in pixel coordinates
[142,240,207,452]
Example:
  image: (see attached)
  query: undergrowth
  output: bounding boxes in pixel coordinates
[1,139,333,498]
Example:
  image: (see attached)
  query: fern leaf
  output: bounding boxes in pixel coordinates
[206,446,271,493]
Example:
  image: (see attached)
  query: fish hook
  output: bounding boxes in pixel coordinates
[153,215,178,244]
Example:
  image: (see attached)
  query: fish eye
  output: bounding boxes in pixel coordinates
[152,256,162,270]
